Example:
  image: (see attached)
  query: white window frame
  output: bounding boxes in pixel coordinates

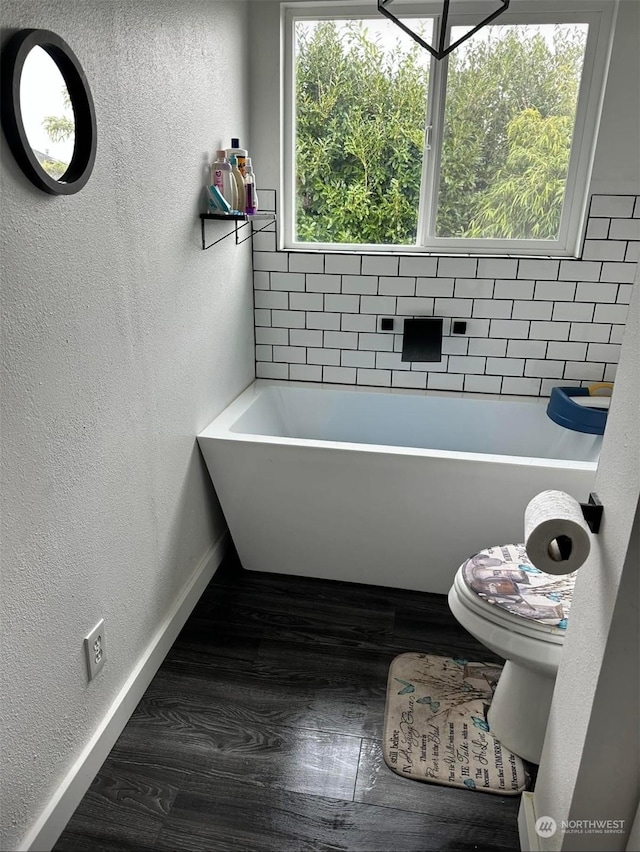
[282,0,617,256]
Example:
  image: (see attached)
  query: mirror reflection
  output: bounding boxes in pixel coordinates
[19,46,75,180]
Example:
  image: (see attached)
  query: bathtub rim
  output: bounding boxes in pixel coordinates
[198,380,600,473]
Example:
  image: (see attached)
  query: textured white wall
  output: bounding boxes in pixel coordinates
[590,1,640,195]
[533,275,639,850]
[0,2,253,848]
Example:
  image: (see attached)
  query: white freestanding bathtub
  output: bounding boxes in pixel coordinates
[198,381,601,594]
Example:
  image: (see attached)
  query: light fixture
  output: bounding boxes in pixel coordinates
[377,0,510,60]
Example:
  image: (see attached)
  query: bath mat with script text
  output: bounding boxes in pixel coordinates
[383,653,529,794]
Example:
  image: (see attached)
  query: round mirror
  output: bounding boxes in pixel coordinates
[1,29,96,194]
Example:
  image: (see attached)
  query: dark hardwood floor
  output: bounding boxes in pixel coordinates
[54,550,523,852]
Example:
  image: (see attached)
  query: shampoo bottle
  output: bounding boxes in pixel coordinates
[229,154,245,214]
[225,137,248,176]
[211,150,236,211]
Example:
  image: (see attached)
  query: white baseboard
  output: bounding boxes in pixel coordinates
[519,791,543,852]
[20,532,228,852]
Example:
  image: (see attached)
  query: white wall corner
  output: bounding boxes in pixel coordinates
[19,532,228,852]
[531,271,640,852]
[519,791,543,852]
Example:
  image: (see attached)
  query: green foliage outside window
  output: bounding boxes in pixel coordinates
[40,88,74,180]
[296,21,429,245]
[295,21,587,244]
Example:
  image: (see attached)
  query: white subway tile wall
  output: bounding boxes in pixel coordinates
[253,195,638,395]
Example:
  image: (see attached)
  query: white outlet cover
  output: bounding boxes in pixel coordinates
[84,619,106,680]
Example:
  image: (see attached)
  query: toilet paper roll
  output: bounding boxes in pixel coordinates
[524,490,591,575]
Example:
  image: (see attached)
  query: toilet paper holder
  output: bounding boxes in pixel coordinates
[580,493,603,534]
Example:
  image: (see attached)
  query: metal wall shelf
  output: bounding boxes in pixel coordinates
[199,211,276,250]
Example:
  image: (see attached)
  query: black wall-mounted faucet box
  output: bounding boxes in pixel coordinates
[401,317,444,362]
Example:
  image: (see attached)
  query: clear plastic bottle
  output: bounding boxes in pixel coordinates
[210,150,236,210]
[244,157,258,215]
[228,154,245,214]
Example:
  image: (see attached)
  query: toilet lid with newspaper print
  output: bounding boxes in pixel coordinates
[461,544,576,630]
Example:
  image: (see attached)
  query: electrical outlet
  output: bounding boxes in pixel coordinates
[84,619,106,680]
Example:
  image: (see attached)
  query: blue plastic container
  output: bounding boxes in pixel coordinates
[546,386,609,435]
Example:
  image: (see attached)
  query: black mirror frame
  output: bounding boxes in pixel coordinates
[1,28,97,195]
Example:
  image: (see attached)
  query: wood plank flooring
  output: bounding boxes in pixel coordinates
[54,550,524,852]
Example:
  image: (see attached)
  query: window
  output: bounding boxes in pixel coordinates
[283,1,616,255]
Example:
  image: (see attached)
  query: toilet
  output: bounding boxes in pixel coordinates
[448,543,575,764]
